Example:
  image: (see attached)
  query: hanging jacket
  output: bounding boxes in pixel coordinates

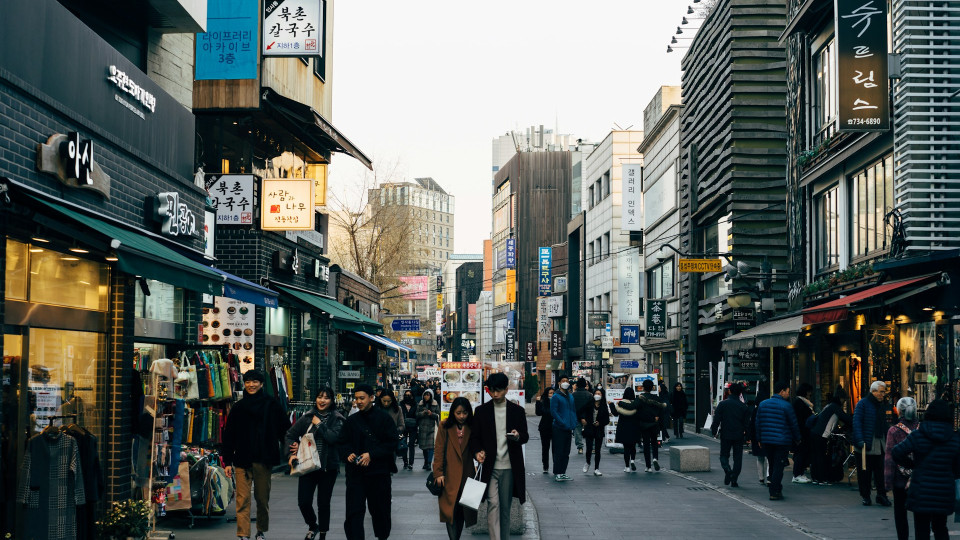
[892,420,960,514]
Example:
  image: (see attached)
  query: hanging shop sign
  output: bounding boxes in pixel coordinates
[263,0,323,57]
[621,163,642,231]
[505,238,516,269]
[836,0,889,131]
[272,248,301,274]
[203,298,256,372]
[195,0,258,80]
[678,259,723,273]
[553,275,568,293]
[550,331,564,360]
[620,325,640,344]
[436,275,443,292]
[547,296,564,318]
[36,132,112,198]
[538,247,552,296]
[153,192,198,238]
[588,313,610,330]
[207,174,254,224]
[506,269,517,304]
[525,342,536,363]
[733,308,755,331]
[505,329,516,361]
[537,298,550,341]
[310,259,329,280]
[312,164,328,206]
[261,178,315,230]
[646,300,667,338]
[618,248,641,323]
[494,280,508,306]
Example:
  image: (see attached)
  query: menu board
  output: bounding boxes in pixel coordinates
[440,361,482,421]
[202,297,256,373]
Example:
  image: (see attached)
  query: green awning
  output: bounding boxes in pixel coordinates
[27,195,224,295]
[276,286,382,334]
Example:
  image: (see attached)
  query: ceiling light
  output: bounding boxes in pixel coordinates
[69,245,89,254]
[31,235,49,243]
[922,306,933,311]
[105,250,119,262]
[29,247,43,253]
[60,256,79,261]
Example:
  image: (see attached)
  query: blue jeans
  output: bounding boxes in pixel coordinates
[422,448,434,468]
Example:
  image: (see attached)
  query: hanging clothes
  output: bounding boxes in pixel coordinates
[16,430,86,540]
[63,424,105,540]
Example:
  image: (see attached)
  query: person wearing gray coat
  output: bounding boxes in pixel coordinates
[417,389,441,470]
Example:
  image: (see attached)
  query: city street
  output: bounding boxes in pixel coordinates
[161,412,909,540]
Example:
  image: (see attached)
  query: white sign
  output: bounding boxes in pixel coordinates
[209,175,254,224]
[553,275,568,293]
[546,296,564,318]
[644,164,677,228]
[621,163,642,231]
[261,178,315,230]
[440,361,482,421]
[203,298,256,373]
[617,248,641,323]
[339,370,360,379]
[423,368,441,379]
[263,0,323,57]
[601,336,614,349]
[537,297,550,341]
[106,65,156,114]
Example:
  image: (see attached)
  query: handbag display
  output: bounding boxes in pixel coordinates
[177,352,200,401]
[458,463,486,511]
[291,432,322,477]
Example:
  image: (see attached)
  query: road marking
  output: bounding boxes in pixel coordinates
[666,469,831,540]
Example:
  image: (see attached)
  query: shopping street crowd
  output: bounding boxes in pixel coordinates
[215,368,960,540]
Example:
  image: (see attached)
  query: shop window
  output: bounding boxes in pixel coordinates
[135,280,184,322]
[5,239,27,300]
[27,328,104,435]
[814,185,840,271]
[5,239,109,311]
[266,306,289,336]
[852,155,894,258]
[900,322,939,412]
[647,259,674,299]
[813,38,838,140]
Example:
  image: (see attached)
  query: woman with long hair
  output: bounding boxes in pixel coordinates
[611,387,641,472]
[580,387,610,475]
[671,382,689,439]
[433,397,478,540]
[377,389,406,468]
[535,387,555,474]
[400,389,418,470]
[285,386,345,540]
[417,389,441,469]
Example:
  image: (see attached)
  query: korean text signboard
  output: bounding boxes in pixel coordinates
[261,179,314,230]
[538,247,552,296]
[525,342,536,363]
[835,0,889,131]
[646,300,666,338]
[196,0,258,80]
[398,276,429,300]
[550,331,564,360]
[391,319,421,332]
[621,164,642,231]
[620,324,640,344]
[588,313,610,330]
[617,249,641,323]
[537,298,550,341]
[505,238,516,268]
[505,329,516,361]
[207,174,254,224]
[440,361,482,421]
[263,0,323,57]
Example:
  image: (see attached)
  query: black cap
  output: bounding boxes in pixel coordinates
[243,369,265,383]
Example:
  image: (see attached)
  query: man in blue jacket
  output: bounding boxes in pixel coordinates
[853,380,892,507]
[550,375,578,482]
[755,381,801,501]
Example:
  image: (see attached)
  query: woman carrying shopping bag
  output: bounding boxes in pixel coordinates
[285,386,344,540]
[433,397,478,540]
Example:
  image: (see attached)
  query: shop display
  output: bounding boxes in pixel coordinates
[440,361,482,421]
[202,298,256,373]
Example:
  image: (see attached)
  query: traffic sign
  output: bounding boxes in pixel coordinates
[620,360,640,369]
[612,347,630,354]
[678,258,723,272]
[391,319,421,332]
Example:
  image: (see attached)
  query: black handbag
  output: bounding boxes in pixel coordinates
[426,429,448,496]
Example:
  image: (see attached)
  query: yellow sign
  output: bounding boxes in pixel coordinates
[494,281,507,306]
[436,293,444,310]
[346,382,355,389]
[261,178,315,231]
[308,164,328,206]
[406,331,422,338]
[506,269,516,303]
[678,258,723,273]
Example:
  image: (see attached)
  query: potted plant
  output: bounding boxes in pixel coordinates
[96,499,151,540]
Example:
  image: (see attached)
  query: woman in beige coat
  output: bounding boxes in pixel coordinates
[433,397,478,540]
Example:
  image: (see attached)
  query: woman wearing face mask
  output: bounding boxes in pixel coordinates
[535,387,555,474]
[285,386,344,540]
[579,388,610,476]
[400,390,419,470]
[417,389,441,470]
[433,397,478,540]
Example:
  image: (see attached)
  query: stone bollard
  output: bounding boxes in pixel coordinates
[669,445,711,472]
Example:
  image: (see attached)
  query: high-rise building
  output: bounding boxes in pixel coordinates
[492,125,579,177]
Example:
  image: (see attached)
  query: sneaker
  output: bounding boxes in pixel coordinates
[652,459,661,472]
[555,474,564,482]
[792,475,812,484]
[256,533,266,540]
[543,468,549,474]
[594,469,603,476]
[305,530,319,540]
[578,448,583,454]
[861,497,872,506]
[644,467,653,473]
[624,466,631,473]
[759,479,767,485]
[630,460,637,472]
[582,463,589,473]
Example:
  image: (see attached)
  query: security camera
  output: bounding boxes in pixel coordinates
[657,255,667,264]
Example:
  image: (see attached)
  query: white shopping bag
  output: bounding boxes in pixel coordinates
[291,432,322,477]
[703,414,713,431]
[458,463,487,511]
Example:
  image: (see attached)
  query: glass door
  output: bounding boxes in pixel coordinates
[2,332,25,538]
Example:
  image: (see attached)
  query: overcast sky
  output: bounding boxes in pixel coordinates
[328,0,688,254]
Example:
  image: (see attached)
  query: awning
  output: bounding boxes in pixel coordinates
[25,194,224,295]
[802,274,944,325]
[779,0,831,43]
[212,267,278,308]
[262,87,373,170]
[276,285,382,334]
[722,315,804,352]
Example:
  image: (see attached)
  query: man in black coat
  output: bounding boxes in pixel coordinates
[222,369,289,540]
[469,373,529,540]
[712,382,750,487]
[340,383,398,540]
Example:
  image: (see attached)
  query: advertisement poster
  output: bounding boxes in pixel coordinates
[202,297,256,372]
[440,361,482,421]
[262,0,324,57]
[484,361,525,407]
[399,276,430,300]
[195,0,258,80]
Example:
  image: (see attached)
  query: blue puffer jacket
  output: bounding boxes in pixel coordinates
[755,394,801,446]
[853,395,888,450]
[892,421,960,514]
[550,391,578,432]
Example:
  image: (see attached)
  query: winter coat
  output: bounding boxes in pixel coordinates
[401,401,418,434]
[619,393,665,431]
[433,423,478,527]
[579,400,610,438]
[535,396,553,436]
[811,401,852,439]
[793,397,815,438]
[340,406,399,476]
[748,400,764,456]
[712,395,750,441]
[468,400,529,504]
[417,394,441,449]
[672,389,689,418]
[572,389,593,417]
[892,421,960,514]
[551,391,578,432]
[611,400,642,446]
[222,389,289,468]
[17,431,85,540]
[284,408,345,471]
[853,394,889,451]
[380,405,405,435]
[755,394,801,447]
[884,420,919,490]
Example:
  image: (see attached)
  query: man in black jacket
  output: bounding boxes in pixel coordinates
[222,369,289,540]
[340,383,398,540]
[571,378,592,454]
[712,382,750,487]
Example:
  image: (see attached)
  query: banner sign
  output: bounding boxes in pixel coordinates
[398,276,429,300]
[546,296,564,318]
[617,249,641,323]
[538,247,552,296]
[505,238,516,269]
[207,174,254,224]
[505,329,516,361]
[621,163,642,231]
[196,0,258,80]
[525,342,536,363]
[550,331,564,360]
[620,324,640,344]
[646,300,667,338]
[505,269,517,304]
[537,298,550,341]
[678,259,722,273]
[835,0,889,131]
[263,0,323,57]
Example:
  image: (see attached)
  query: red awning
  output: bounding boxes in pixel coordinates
[802,276,936,325]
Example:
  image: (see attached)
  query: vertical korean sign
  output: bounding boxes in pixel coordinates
[263,0,324,57]
[646,300,666,338]
[538,247,552,296]
[505,329,516,361]
[505,238,516,268]
[617,248,641,323]
[621,164,642,231]
[835,0,889,131]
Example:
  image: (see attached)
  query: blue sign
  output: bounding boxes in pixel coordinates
[605,323,612,334]
[391,319,421,332]
[505,238,516,269]
[196,0,259,80]
[612,347,630,354]
[620,325,640,344]
[507,310,515,329]
[620,360,640,369]
[538,247,552,296]
[497,248,507,269]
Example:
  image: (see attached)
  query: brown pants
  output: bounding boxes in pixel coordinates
[235,463,272,537]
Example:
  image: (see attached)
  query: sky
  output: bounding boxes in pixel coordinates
[327,0,689,255]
